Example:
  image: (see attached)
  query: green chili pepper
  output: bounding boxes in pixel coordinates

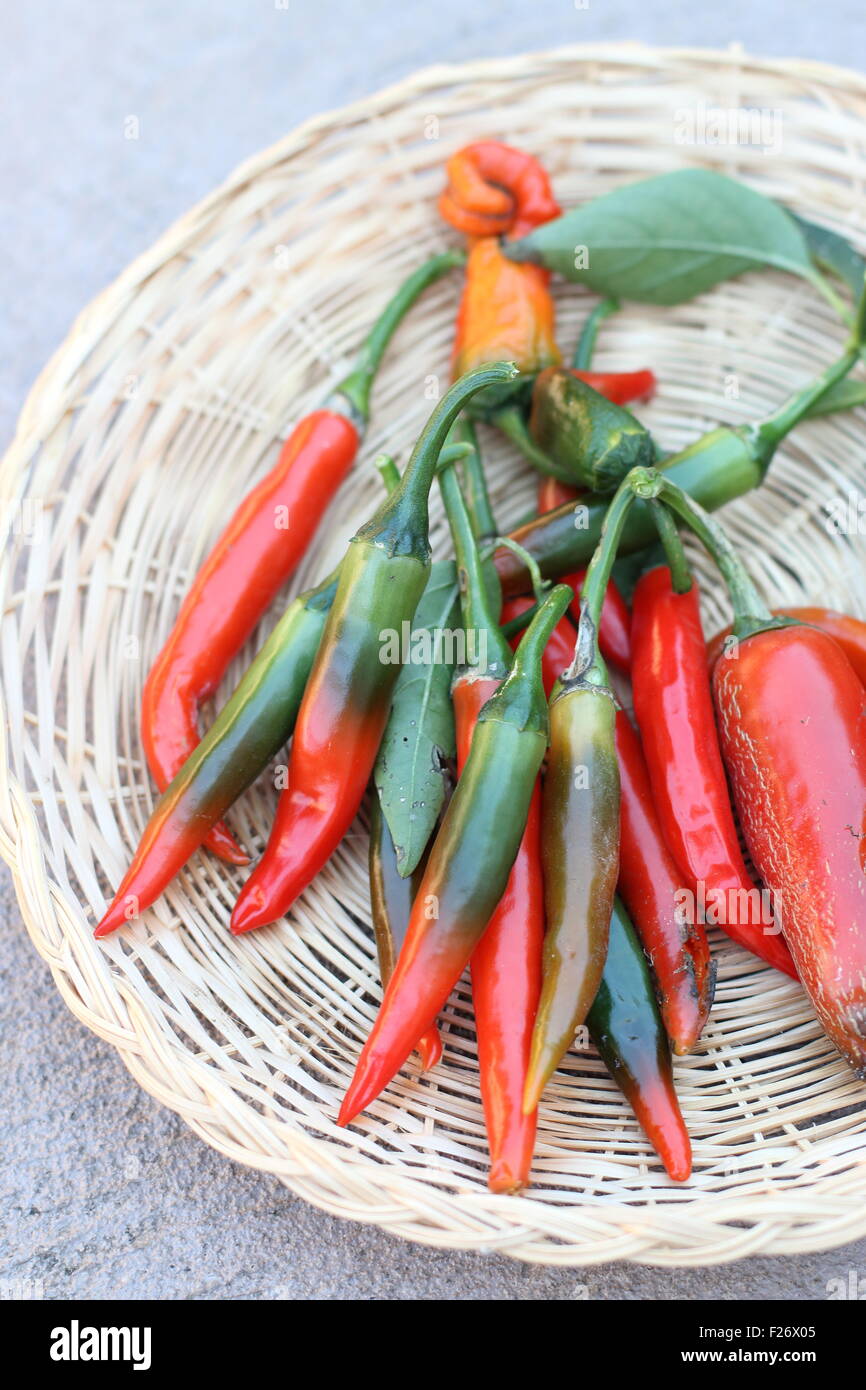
[587,897,692,1182]
[95,568,337,937]
[523,478,638,1111]
[495,341,862,594]
[338,583,573,1126]
[528,368,656,490]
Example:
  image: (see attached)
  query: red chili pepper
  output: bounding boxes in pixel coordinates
[708,606,866,687]
[615,711,714,1054]
[536,477,579,513]
[714,623,866,1073]
[630,565,796,977]
[141,251,463,862]
[569,367,656,406]
[455,678,544,1195]
[439,140,561,240]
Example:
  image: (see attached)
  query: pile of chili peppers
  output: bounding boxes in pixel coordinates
[97,141,866,1195]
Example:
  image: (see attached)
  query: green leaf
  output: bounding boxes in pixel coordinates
[791,213,866,298]
[505,169,817,305]
[374,560,459,877]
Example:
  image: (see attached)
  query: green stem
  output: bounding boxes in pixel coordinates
[751,346,860,461]
[648,499,692,594]
[375,454,401,495]
[368,362,518,556]
[491,537,548,603]
[564,476,637,686]
[572,297,620,369]
[627,468,779,639]
[438,464,511,675]
[493,404,572,482]
[448,414,496,541]
[810,269,854,328]
[335,249,465,421]
[491,585,573,733]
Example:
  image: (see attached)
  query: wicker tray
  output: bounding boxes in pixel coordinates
[4,43,866,1267]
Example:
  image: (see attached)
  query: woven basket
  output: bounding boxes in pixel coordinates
[4,43,866,1267]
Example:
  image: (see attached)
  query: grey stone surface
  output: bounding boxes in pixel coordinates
[3,0,866,1301]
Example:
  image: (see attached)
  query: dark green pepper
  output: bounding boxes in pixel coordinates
[587,897,692,1182]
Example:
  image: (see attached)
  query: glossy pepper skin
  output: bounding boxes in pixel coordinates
[337,586,573,1128]
[587,897,692,1182]
[631,566,795,977]
[708,606,866,687]
[94,568,337,937]
[229,361,518,935]
[714,625,866,1075]
[494,342,861,595]
[368,795,441,1072]
[141,249,463,862]
[615,711,714,1054]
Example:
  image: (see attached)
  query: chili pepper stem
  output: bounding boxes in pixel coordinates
[627,468,782,642]
[493,404,573,481]
[648,498,693,595]
[564,475,637,686]
[572,297,620,369]
[490,536,549,604]
[334,249,465,422]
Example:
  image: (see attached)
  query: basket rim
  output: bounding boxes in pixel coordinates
[4,40,866,1269]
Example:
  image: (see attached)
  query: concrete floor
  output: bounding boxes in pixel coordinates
[3,0,866,1299]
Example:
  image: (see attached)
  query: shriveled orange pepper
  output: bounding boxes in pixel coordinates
[439,141,561,377]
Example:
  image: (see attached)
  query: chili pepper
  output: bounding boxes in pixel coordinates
[568,367,656,405]
[439,141,562,241]
[439,460,544,1192]
[523,481,637,1112]
[141,249,463,862]
[95,453,421,939]
[635,469,866,1074]
[94,567,338,937]
[630,563,795,977]
[708,606,866,687]
[440,141,561,430]
[499,368,656,489]
[368,794,441,1072]
[587,897,692,1182]
[337,584,573,1127]
[615,710,714,1053]
[493,341,862,594]
[537,476,578,513]
[229,361,517,935]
